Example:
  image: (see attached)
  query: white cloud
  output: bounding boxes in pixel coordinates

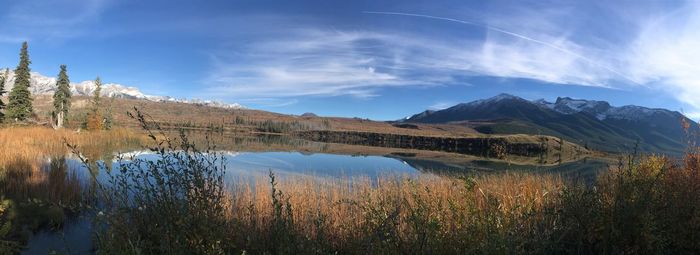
[428,101,454,110]
[204,30,452,99]
[204,25,615,100]
[204,1,700,116]
[626,3,700,111]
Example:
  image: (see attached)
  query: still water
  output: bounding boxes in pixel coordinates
[22,135,610,254]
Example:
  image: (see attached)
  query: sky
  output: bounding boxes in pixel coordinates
[0,0,698,120]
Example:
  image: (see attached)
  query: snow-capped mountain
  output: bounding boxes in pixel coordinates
[535,97,669,121]
[407,94,699,154]
[0,69,244,109]
[447,93,529,111]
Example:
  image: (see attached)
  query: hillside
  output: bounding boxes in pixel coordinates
[406,94,698,154]
[24,95,590,159]
[30,95,478,137]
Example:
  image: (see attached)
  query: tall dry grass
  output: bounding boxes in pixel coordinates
[65,109,700,254]
[0,126,144,204]
[226,172,564,254]
[0,126,145,250]
[0,126,142,166]
[85,142,700,254]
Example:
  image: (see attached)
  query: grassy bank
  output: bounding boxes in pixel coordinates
[2,117,699,254]
[86,117,700,254]
[93,153,700,254]
[0,126,143,202]
[0,126,144,251]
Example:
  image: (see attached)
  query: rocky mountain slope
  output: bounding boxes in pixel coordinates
[407,94,699,154]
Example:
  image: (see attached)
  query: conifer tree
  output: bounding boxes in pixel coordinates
[52,65,71,128]
[7,42,33,121]
[0,69,8,123]
[86,77,103,130]
[103,96,115,130]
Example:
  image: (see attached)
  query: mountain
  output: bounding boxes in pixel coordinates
[0,69,243,109]
[407,94,699,154]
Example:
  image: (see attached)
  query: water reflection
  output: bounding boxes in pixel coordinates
[21,134,611,254]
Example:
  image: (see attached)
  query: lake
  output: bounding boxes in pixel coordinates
[22,133,611,254]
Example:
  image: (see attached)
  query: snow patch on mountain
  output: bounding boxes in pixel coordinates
[535,96,670,121]
[0,69,244,109]
[458,93,527,109]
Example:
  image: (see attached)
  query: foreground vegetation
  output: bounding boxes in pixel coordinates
[66,111,698,254]
[1,112,699,254]
[0,127,143,252]
[91,157,700,254]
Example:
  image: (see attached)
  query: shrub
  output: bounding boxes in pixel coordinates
[72,108,230,254]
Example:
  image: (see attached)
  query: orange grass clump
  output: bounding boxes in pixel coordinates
[0,126,143,167]
[225,172,564,253]
[0,126,144,202]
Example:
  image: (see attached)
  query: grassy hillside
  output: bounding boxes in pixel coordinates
[31,95,478,137]
[27,95,591,158]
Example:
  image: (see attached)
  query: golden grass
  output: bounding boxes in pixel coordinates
[0,126,143,167]
[0,126,145,203]
[226,172,564,249]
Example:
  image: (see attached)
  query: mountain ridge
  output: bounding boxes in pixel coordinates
[0,68,244,109]
[407,93,698,154]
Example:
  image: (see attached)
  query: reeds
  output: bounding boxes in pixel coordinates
[0,126,144,249]
[0,126,143,202]
[0,126,142,167]
[79,110,700,254]
[5,109,697,253]
[225,172,564,254]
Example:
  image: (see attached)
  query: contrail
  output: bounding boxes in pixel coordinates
[363,11,641,85]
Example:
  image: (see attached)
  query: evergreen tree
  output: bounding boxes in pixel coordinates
[104,96,115,130]
[92,77,102,110]
[52,65,71,128]
[7,42,33,121]
[86,77,103,130]
[0,69,8,123]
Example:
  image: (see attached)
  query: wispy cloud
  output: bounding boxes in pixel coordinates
[625,2,700,112]
[203,23,620,101]
[428,101,455,110]
[364,11,639,85]
[205,1,700,115]
[203,30,453,99]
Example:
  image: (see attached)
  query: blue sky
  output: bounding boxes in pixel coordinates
[0,0,698,120]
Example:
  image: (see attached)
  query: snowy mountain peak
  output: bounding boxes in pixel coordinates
[461,93,526,108]
[535,96,670,121]
[489,93,523,102]
[0,68,244,109]
[537,97,612,115]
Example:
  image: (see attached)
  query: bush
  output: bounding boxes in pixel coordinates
[72,108,230,254]
[65,108,700,254]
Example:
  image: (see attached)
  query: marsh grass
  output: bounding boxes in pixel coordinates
[71,108,230,254]
[0,126,144,250]
[226,172,564,254]
[61,109,700,254]
[221,153,700,254]
[0,126,143,203]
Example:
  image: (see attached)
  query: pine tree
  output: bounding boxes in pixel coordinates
[86,77,103,130]
[7,42,33,121]
[92,77,102,110]
[52,65,71,128]
[0,69,8,123]
[104,96,115,130]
